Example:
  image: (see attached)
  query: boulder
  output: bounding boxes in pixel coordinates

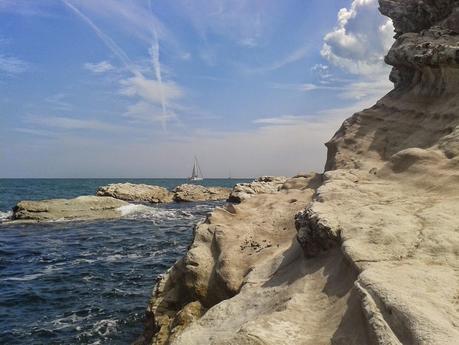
[172,184,231,202]
[96,183,174,203]
[12,196,128,222]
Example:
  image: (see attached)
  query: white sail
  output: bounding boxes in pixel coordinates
[189,156,204,181]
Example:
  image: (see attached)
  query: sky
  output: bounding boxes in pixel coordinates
[0,0,395,178]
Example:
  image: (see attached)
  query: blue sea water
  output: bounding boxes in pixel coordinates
[0,178,250,345]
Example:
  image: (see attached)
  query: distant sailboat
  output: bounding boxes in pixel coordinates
[189,156,204,181]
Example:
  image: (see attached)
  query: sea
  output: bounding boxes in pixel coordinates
[0,178,250,345]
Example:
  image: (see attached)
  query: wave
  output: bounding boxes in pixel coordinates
[117,204,194,221]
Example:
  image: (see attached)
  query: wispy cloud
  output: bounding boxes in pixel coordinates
[45,93,73,111]
[253,115,309,126]
[271,78,392,101]
[245,45,309,74]
[84,61,114,73]
[63,0,184,129]
[25,115,122,132]
[0,55,28,74]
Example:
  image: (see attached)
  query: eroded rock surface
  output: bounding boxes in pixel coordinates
[140,1,459,344]
[12,196,128,222]
[172,184,230,202]
[227,176,288,202]
[96,183,174,203]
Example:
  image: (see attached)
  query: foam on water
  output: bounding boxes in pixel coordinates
[0,210,12,222]
[118,203,194,221]
[0,178,248,345]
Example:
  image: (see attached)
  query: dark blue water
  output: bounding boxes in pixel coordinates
[0,179,249,345]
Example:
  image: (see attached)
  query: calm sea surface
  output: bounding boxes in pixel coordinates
[0,178,250,345]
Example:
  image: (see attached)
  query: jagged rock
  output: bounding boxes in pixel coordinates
[172,184,230,202]
[227,176,288,202]
[96,183,174,203]
[12,196,128,222]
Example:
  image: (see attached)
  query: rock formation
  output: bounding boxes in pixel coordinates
[12,196,128,222]
[139,1,459,344]
[227,176,288,202]
[172,184,231,202]
[96,183,174,204]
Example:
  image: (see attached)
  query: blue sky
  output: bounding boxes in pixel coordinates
[0,0,394,178]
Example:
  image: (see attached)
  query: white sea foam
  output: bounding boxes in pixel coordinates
[0,210,12,221]
[117,203,195,221]
[3,273,44,281]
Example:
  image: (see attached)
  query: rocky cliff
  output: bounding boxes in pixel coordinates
[139,1,459,344]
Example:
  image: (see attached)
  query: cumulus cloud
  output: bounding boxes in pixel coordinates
[84,61,114,73]
[321,0,394,77]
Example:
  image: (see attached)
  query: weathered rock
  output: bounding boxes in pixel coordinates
[96,183,174,203]
[172,184,230,202]
[227,176,288,202]
[12,196,128,222]
[295,1,459,343]
[139,180,324,345]
[139,1,459,344]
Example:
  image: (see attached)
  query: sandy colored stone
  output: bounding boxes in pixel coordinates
[12,196,128,222]
[96,183,174,203]
[139,1,459,344]
[172,184,230,202]
[228,176,288,202]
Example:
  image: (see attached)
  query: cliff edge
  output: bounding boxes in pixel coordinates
[139,1,459,344]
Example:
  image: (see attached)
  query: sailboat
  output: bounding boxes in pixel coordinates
[189,156,204,181]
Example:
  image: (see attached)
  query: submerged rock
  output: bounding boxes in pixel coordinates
[12,196,128,222]
[172,184,231,202]
[96,183,174,204]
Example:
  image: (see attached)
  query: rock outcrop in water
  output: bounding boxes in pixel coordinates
[172,184,231,202]
[96,183,174,204]
[139,1,459,344]
[12,196,128,222]
[96,183,230,203]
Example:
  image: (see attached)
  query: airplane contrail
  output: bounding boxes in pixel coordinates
[148,0,169,131]
[62,0,136,74]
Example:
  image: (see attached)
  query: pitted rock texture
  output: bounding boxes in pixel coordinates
[97,183,174,203]
[295,1,459,343]
[12,196,127,222]
[139,1,459,344]
[227,176,288,202]
[172,184,231,202]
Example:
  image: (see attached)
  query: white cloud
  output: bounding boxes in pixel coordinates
[84,61,114,73]
[248,45,309,73]
[45,93,73,111]
[123,101,175,123]
[0,55,28,74]
[253,115,309,126]
[119,73,182,105]
[271,77,392,101]
[321,0,394,77]
[25,115,122,132]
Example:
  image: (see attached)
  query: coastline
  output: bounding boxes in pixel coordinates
[137,1,459,343]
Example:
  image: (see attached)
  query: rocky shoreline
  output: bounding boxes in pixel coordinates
[136,1,459,344]
[6,183,232,223]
